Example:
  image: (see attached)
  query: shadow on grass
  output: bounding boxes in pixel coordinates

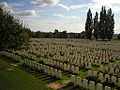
[19,65,59,83]
[63,71,71,76]
[59,83,87,90]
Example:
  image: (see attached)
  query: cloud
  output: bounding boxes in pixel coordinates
[0,2,10,8]
[0,2,14,13]
[0,2,37,17]
[24,19,84,33]
[90,0,120,12]
[31,0,92,11]
[0,1,24,8]
[57,4,70,10]
[57,3,93,11]
[31,0,59,7]
[14,10,37,17]
[54,14,80,19]
[8,2,24,7]
[92,0,120,5]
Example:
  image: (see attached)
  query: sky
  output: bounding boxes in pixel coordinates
[0,0,120,33]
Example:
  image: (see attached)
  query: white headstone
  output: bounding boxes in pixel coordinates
[88,63,92,69]
[76,77,82,86]
[71,75,75,83]
[110,67,114,74]
[105,74,110,81]
[71,66,75,73]
[98,72,103,80]
[89,81,95,90]
[105,86,111,90]
[93,71,97,76]
[83,79,88,89]
[75,67,79,74]
[96,83,103,90]
[111,76,117,84]
[88,70,92,76]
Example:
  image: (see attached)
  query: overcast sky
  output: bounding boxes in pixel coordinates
[0,0,120,33]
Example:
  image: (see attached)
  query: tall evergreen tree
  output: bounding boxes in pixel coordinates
[85,9,93,39]
[106,8,114,41]
[99,6,107,40]
[93,12,99,40]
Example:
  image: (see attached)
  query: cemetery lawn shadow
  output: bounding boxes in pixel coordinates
[59,82,86,90]
[62,71,71,80]
[92,65,100,71]
[20,66,60,83]
[79,69,88,79]
[0,56,52,90]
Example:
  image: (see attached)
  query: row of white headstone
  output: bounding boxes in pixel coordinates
[16,50,36,59]
[109,62,120,69]
[88,70,120,86]
[100,63,120,75]
[2,51,62,79]
[24,59,62,79]
[30,38,120,53]
[44,48,115,64]
[52,56,93,69]
[71,75,117,90]
[2,51,21,62]
[43,59,80,74]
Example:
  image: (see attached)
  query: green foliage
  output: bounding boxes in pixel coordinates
[31,31,44,38]
[0,6,30,50]
[85,9,93,39]
[117,34,120,40]
[85,6,115,41]
[99,6,107,40]
[99,7,114,41]
[79,31,85,38]
[54,29,68,38]
[106,8,114,41]
[93,12,99,40]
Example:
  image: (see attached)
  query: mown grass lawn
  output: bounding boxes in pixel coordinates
[0,56,52,90]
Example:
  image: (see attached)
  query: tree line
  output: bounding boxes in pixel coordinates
[30,29,86,38]
[85,6,115,41]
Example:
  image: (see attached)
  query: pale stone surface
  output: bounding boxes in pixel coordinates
[111,76,117,84]
[71,75,75,83]
[88,63,92,69]
[105,74,110,80]
[93,71,97,76]
[99,72,103,80]
[110,67,114,74]
[75,67,79,74]
[105,86,111,90]
[83,79,88,89]
[88,70,92,76]
[71,66,75,73]
[76,77,82,86]
[89,81,95,90]
[96,83,103,90]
